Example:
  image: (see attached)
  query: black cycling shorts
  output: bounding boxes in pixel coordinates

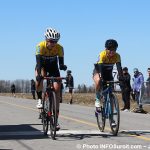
[35,64,60,77]
[93,68,113,81]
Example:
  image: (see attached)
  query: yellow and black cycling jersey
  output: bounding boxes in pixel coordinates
[95,50,122,81]
[35,41,64,66]
[36,41,64,57]
[97,50,121,64]
[35,41,65,76]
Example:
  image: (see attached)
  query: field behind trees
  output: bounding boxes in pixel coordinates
[0,80,149,113]
[0,80,95,93]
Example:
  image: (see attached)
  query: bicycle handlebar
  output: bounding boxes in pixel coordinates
[106,81,121,84]
[43,77,66,81]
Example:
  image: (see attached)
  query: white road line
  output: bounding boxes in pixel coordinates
[0,130,110,136]
[121,130,150,132]
[55,130,110,135]
[1,130,149,136]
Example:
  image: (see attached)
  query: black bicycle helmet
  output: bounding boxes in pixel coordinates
[105,39,118,50]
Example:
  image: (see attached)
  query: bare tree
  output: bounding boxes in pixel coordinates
[0,79,31,93]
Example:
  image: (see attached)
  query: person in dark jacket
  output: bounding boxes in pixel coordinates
[121,67,131,111]
[146,68,150,97]
[31,79,36,99]
[11,83,16,97]
[65,70,74,104]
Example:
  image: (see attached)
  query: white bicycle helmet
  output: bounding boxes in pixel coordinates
[44,28,60,41]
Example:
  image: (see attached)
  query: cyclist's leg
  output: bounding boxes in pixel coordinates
[93,72,101,107]
[53,81,61,129]
[35,68,45,108]
[54,82,61,111]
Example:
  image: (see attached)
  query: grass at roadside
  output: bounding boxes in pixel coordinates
[0,92,150,113]
[63,93,150,113]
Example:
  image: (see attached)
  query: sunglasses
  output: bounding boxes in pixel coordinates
[47,40,57,44]
[110,49,117,52]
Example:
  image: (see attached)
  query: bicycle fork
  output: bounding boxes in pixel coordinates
[104,94,113,119]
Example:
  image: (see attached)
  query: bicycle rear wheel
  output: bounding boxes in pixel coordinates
[42,92,49,135]
[49,91,57,140]
[95,106,105,132]
[109,94,120,136]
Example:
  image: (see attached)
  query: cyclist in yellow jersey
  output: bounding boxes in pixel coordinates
[93,39,123,110]
[35,27,67,130]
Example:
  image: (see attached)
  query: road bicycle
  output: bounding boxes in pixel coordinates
[95,80,120,136]
[41,76,66,140]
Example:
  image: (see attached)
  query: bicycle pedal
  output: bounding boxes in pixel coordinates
[111,120,117,128]
[95,111,98,117]
[96,107,101,113]
[111,123,117,128]
[56,127,60,131]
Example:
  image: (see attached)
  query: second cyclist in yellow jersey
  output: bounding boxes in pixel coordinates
[97,49,121,64]
[93,39,123,109]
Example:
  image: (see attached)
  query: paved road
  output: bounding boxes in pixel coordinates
[0,96,150,150]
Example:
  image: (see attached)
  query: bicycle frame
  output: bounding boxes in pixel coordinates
[101,84,113,119]
[95,80,120,135]
[42,76,66,140]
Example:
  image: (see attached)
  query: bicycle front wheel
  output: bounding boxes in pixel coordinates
[42,92,49,135]
[49,91,57,140]
[96,106,105,132]
[109,94,120,136]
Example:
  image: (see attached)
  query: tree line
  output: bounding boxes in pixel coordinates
[0,80,95,93]
[75,84,95,93]
[0,80,31,93]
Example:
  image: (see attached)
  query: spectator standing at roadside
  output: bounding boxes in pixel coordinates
[132,68,144,112]
[120,67,131,111]
[146,68,150,97]
[65,70,74,104]
[31,79,36,99]
[11,83,16,97]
